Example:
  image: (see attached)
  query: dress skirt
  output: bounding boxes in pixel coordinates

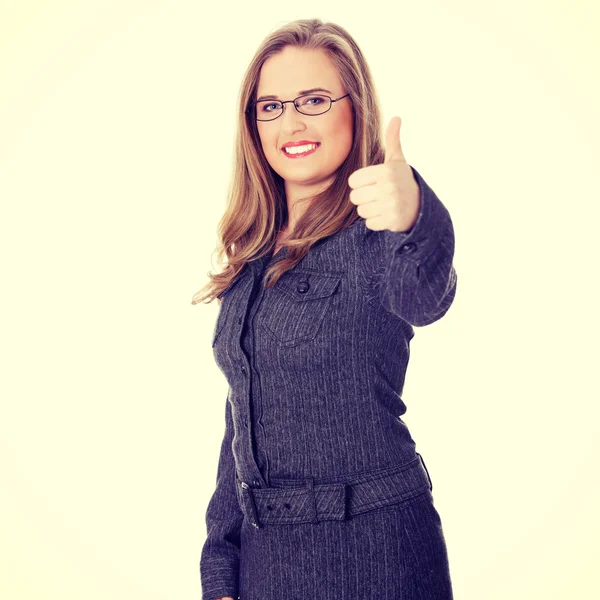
[238,487,453,600]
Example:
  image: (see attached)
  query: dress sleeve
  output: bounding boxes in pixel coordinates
[200,391,243,600]
[360,165,458,327]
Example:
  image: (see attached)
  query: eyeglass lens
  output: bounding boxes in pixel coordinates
[255,94,331,121]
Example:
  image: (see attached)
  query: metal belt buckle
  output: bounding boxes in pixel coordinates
[240,481,262,529]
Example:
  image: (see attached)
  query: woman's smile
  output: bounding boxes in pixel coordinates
[281,142,321,158]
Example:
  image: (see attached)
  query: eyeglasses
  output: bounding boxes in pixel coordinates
[246,93,351,121]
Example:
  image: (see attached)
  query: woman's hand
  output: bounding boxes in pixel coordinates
[217,597,235,600]
[348,116,420,233]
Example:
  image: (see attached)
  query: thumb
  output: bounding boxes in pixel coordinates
[384,116,406,163]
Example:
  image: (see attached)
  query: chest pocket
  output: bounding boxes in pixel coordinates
[261,270,343,347]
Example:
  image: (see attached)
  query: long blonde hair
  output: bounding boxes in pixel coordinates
[191,18,386,306]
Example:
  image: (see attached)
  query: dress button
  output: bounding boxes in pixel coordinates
[400,242,417,253]
[296,280,309,293]
[252,479,260,487]
[243,417,248,427]
[241,365,247,375]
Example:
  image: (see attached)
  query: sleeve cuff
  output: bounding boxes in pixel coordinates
[382,165,451,265]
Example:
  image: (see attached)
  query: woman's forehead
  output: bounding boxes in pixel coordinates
[256,47,339,97]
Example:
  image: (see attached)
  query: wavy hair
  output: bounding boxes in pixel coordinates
[191,18,386,306]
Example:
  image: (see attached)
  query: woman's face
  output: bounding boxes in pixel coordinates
[254,46,354,203]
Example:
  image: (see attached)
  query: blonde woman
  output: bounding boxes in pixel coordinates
[193,18,457,600]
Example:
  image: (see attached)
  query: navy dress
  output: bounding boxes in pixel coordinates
[200,166,457,600]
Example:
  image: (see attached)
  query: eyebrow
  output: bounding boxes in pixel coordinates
[256,87,333,102]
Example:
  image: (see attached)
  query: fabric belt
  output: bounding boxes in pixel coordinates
[236,453,433,529]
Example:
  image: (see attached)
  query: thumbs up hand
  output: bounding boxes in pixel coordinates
[348,117,420,232]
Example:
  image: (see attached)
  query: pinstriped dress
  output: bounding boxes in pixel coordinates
[200,166,456,600]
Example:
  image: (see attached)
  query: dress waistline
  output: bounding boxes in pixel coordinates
[236,453,433,529]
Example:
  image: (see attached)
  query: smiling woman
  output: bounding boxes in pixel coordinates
[194,17,457,600]
[252,46,354,231]
[189,19,385,303]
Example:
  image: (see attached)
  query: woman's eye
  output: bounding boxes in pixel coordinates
[303,96,324,105]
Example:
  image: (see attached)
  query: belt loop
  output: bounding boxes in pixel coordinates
[241,482,262,529]
[417,452,433,491]
[343,482,350,520]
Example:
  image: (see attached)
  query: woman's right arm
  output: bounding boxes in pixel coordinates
[200,392,243,600]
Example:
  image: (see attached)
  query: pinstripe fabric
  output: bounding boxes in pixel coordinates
[200,165,457,600]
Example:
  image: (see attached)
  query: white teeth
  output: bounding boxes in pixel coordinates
[283,143,318,154]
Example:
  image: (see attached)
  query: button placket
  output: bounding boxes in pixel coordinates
[240,256,272,490]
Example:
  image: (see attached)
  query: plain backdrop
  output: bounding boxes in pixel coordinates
[1,1,599,599]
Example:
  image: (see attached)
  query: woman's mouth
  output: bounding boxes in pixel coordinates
[281,142,320,158]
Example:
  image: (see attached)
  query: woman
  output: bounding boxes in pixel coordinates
[192,18,457,600]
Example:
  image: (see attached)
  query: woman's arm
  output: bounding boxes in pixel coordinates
[200,392,243,600]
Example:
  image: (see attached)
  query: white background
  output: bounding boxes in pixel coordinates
[1,1,599,598]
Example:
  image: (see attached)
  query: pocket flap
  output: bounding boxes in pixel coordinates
[277,271,342,301]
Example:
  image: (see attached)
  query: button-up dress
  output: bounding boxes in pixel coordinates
[200,166,457,600]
